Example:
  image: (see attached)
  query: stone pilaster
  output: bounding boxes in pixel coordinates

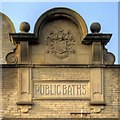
[10,22,38,111]
[82,22,112,105]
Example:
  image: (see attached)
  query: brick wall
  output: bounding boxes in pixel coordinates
[1,67,120,119]
[2,68,18,118]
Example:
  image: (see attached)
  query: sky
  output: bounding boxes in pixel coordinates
[1,2,119,63]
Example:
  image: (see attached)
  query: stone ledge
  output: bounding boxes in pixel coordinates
[16,101,34,106]
[82,33,112,45]
[70,112,91,114]
[89,101,106,106]
[9,33,38,44]
[0,64,120,68]
[1,118,119,120]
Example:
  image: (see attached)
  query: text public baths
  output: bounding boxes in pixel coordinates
[34,84,87,96]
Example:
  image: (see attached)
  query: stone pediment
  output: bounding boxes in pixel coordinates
[32,8,90,64]
[1,8,115,65]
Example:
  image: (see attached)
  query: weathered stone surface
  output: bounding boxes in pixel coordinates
[32,68,89,80]
[0,13,16,64]
[32,8,91,64]
[90,68,104,102]
[82,22,114,65]
[2,67,120,118]
[1,7,120,119]
[103,48,115,64]
[2,68,18,118]
[33,81,89,99]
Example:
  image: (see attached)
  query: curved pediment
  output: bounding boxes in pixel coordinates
[32,7,91,64]
[34,7,88,39]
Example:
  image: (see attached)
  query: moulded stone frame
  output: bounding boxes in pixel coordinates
[34,7,88,41]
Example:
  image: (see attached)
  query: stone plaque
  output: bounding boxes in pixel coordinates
[33,81,90,99]
[32,68,90,99]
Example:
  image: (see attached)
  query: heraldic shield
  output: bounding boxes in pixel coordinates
[46,28,75,59]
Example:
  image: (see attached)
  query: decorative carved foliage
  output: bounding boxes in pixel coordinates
[91,106,105,113]
[46,28,75,59]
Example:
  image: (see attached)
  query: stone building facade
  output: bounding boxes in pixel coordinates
[0,8,120,119]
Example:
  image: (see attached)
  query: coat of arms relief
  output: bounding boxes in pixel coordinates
[46,28,75,59]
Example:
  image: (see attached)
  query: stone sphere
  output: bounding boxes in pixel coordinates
[19,22,30,33]
[90,22,101,33]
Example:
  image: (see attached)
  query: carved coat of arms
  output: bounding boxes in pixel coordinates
[46,28,75,59]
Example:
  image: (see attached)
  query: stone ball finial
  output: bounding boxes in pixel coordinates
[90,22,101,33]
[19,22,30,33]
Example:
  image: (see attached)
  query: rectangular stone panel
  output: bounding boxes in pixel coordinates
[32,68,90,81]
[33,81,90,99]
